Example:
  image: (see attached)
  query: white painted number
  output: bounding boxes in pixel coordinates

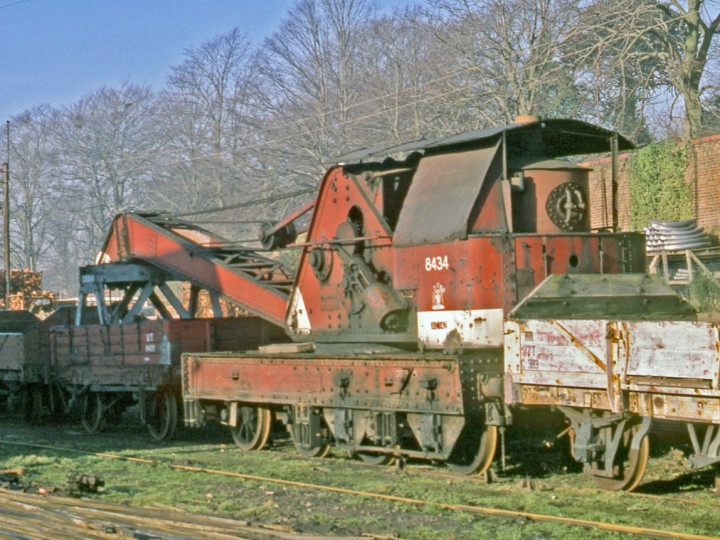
[425,255,449,272]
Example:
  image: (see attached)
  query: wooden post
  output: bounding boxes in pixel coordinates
[3,121,9,307]
[1,161,8,308]
[611,134,619,232]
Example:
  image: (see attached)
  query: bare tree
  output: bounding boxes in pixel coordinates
[563,1,661,140]
[7,106,60,272]
[257,0,379,179]
[359,6,469,142]
[429,0,585,125]
[55,83,161,257]
[577,0,720,140]
[658,0,720,140]
[153,28,262,236]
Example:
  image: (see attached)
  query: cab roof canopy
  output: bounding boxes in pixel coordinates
[333,118,634,165]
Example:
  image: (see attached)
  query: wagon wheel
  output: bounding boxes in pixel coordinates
[288,423,331,458]
[356,452,395,466]
[146,388,178,441]
[230,405,272,451]
[446,421,498,475]
[590,421,650,492]
[106,400,127,424]
[566,426,576,459]
[23,386,45,424]
[355,436,395,465]
[81,392,106,433]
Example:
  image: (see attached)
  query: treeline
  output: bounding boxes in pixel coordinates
[3,0,720,295]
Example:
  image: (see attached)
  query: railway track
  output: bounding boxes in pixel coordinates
[2,437,719,540]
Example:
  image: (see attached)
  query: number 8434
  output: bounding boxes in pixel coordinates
[424,255,449,272]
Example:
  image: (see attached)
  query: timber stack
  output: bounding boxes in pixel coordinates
[0,269,55,313]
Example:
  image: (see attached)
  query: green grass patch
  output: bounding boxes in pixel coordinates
[2,418,720,539]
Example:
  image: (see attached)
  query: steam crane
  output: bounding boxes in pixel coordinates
[92,118,655,475]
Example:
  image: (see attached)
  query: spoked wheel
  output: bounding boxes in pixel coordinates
[81,392,106,433]
[146,388,178,441]
[590,421,650,492]
[288,423,331,458]
[446,421,498,475]
[230,405,272,451]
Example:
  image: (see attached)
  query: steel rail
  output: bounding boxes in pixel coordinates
[2,439,718,540]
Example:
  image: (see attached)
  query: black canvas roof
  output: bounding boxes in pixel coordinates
[333,118,634,164]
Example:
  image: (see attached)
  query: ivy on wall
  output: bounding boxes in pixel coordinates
[629,141,693,230]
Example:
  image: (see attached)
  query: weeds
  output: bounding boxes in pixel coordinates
[2,418,720,539]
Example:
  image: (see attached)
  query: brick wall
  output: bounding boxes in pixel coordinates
[584,153,633,231]
[584,135,720,235]
[693,134,720,235]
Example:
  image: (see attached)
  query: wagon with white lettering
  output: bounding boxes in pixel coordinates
[505,277,718,490]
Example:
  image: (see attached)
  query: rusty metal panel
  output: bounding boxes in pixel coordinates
[506,319,609,375]
[628,391,720,423]
[510,234,649,319]
[182,353,500,415]
[510,274,696,320]
[394,143,501,246]
[394,237,505,312]
[598,232,646,273]
[0,335,28,374]
[517,384,612,410]
[513,166,590,233]
[0,308,74,385]
[99,214,291,327]
[545,235,599,273]
[286,167,398,338]
[52,322,176,387]
[211,317,290,351]
[0,311,40,377]
[514,237,546,302]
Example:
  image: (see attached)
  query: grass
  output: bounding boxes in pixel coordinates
[2,417,720,539]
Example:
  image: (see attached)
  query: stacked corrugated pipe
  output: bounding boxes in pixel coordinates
[644,219,712,252]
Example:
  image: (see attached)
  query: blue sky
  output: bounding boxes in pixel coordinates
[0,0,410,121]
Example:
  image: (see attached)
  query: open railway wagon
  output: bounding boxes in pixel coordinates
[0,307,74,419]
[504,275,719,491]
[0,259,287,439]
[97,117,674,479]
[43,260,289,440]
